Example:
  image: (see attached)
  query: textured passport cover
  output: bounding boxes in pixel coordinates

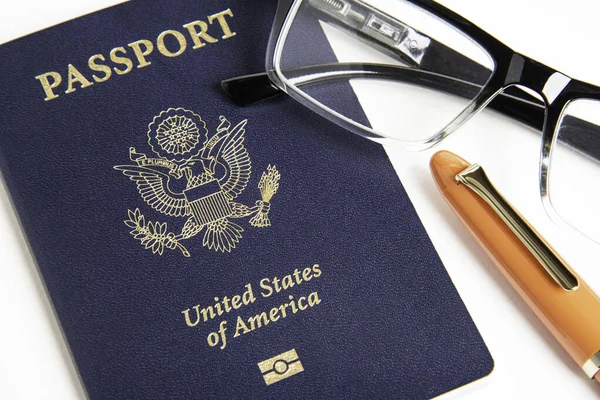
[0,1,493,398]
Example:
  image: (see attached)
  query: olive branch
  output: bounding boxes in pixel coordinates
[124,209,191,257]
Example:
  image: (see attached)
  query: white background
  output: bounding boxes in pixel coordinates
[1,0,600,399]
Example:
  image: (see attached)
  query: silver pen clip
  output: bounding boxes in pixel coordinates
[456,164,579,291]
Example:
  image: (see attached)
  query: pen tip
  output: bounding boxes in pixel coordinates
[430,150,472,193]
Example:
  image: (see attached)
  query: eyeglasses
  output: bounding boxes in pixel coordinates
[222,0,600,244]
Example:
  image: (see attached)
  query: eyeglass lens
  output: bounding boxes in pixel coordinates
[275,0,495,143]
[550,99,600,242]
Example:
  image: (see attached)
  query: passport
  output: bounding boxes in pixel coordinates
[0,1,493,398]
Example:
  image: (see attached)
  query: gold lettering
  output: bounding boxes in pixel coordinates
[183,20,218,49]
[293,268,303,285]
[242,283,256,305]
[222,296,232,312]
[128,39,154,68]
[200,305,216,321]
[65,64,93,94]
[37,11,241,101]
[297,296,307,311]
[207,332,219,347]
[272,276,282,293]
[260,278,273,298]
[308,292,321,307]
[182,305,201,327]
[231,295,242,309]
[234,315,250,337]
[248,312,269,330]
[35,72,62,101]
[110,47,134,75]
[88,54,112,83]
[269,306,280,322]
[217,320,227,350]
[312,264,322,278]
[282,274,294,290]
[208,9,237,39]
[157,30,188,57]
[289,295,298,314]
[214,297,224,316]
[302,267,313,282]
[279,303,289,318]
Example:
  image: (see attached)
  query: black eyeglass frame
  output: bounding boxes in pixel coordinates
[223,0,600,229]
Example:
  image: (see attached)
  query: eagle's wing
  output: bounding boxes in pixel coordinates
[220,120,251,200]
[114,165,190,217]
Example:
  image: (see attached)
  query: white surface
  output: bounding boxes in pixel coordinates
[1,1,600,399]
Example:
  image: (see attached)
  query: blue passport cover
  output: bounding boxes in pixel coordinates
[0,1,493,398]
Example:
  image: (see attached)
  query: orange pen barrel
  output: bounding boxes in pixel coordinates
[430,150,600,382]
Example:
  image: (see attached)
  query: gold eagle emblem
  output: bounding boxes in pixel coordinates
[114,108,280,257]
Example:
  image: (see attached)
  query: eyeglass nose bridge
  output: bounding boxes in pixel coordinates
[502,53,572,106]
[430,79,544,149]
[434,53,570,148]
[496,53,573,186]
[480,53,567,116]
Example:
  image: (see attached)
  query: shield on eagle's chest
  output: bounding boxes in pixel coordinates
[184,178,233,226]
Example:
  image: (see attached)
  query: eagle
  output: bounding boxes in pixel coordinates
[115,117,263,253]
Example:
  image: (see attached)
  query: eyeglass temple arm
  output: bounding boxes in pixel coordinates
[221,63,545,132]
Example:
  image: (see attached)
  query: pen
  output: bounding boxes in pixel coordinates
[430,150,600,384]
